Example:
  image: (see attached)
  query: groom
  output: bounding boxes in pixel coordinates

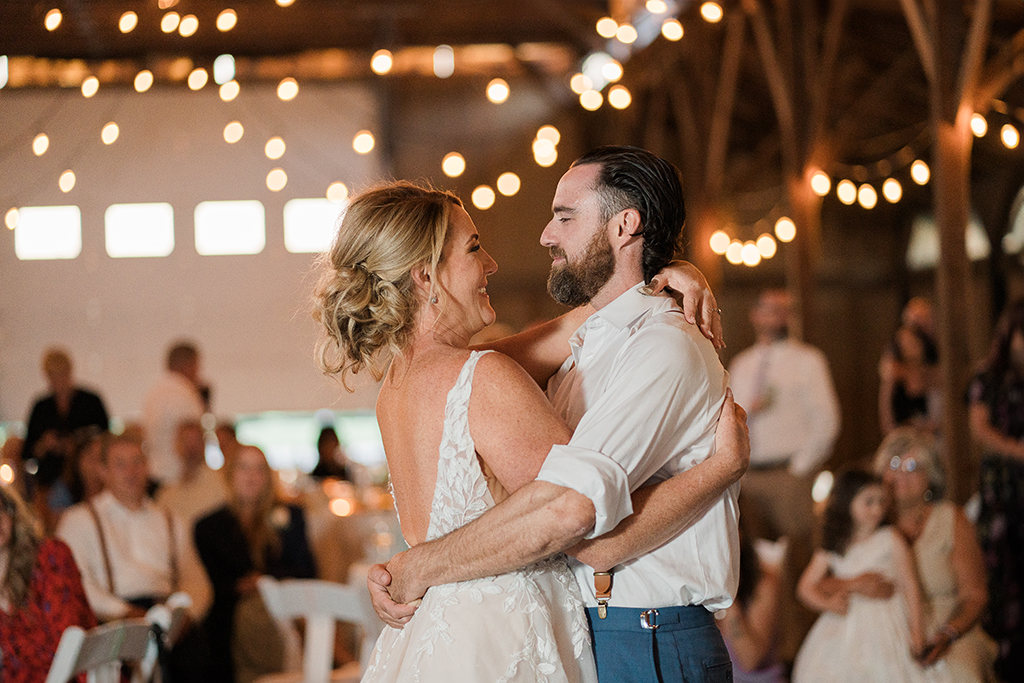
[371,146,743,682]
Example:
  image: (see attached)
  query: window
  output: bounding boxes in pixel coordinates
[283,198,345,253]
[194,200,265,255]
[14,205,81,260]
[906,214,990,271]
[105,202,174,257]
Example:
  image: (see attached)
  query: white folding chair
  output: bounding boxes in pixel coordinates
[45,619,154,683]
[255,577,382,683]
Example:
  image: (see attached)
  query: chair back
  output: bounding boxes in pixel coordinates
[45,619,153,683]
[257,577,381,683]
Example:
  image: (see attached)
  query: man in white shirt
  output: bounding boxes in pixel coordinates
[143,341,205,485]
[156,420,228,528]
[727,288,841,659]
[57,433,213,680]
[372,146,743,682]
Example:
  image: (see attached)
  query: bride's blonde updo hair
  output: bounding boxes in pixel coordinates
[313,181,462,386]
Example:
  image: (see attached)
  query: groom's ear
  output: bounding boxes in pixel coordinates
[615,208,643,244]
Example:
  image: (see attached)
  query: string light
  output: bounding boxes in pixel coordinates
[219,80,240,101]
[134,70,154,92]
[709,230,730,254]
[266,168,287,191]
[810,171,831,196]
[970,113,988,137]
[608,85,632,109]
[836,179,857,205]
[276,0,296,6]
[741,241,761,266]
[497,172,521,196]
[911,160,930,185]
[471,185,496,210]
[882,178,902,202]
[213,55,235,84]
[602,59,624,83]
[59,170,76,193]
[45,9,62,31]
[536,126,560,144]
[161,12,180,33]
[616,24,638,44]
[265,137,286,159]
[371,50,393,75]
[119,12,138,33]
[353,130,375,154]
[596,17,618,38]
[81,76,99,98]
[187,68,208,90]
[486,78,510,104]
[647,0,668,13]
[179,15,198,37]
[1002,123,1020,149]
[433,45,455,79]
[570,73,592,94]
[775,217,796,242]
[857,184,878,209]
[580,90,603,111]
[5,208,18,230]
[223,121,244,143]
[326,182,348,202]
[442,152,466,177]
[101,122,119,145]
[33,133,50,156]
[661,19,684,41]
[757,234,777,258]
[216,10,237,31]
[700,2,724,23]
[277,77,299,101]
[725,240,743,264]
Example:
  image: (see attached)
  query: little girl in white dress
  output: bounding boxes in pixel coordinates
[793,470,947,683]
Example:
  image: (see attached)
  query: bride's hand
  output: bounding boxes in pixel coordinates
[367,562,418,629]
[646,260,724,349]
[714,389,749,484]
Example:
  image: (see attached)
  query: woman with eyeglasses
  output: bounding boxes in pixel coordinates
[0,484,96,682]
[873,428,995,683]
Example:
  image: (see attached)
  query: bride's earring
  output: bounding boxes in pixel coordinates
[430,295,439,304]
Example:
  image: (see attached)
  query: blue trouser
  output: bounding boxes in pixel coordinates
[586,605,733,683]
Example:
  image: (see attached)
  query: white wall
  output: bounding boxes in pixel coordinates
[0,82,387,423]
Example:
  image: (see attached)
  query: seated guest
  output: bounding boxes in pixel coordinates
[56,433,212,681]
[46,427,107,521]
[195,445,317,683]
[156,420,228,527]
[874,428,997,682]
[0,484,96,683]
[310,426,351,480]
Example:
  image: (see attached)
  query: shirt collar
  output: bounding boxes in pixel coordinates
[591,282,672,331]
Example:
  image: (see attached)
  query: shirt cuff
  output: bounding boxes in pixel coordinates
[536,445,632,539]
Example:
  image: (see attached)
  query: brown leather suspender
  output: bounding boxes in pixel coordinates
[594,571,613,619]
[85,500,180,597]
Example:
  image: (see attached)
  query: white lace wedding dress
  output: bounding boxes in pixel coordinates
[362,351,598,683]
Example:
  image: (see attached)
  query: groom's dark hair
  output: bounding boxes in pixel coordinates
[571,146,686,284]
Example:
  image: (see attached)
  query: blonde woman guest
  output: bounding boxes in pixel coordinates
[0,485,96,683]
[874,428,997,683]
[194,445,316,683]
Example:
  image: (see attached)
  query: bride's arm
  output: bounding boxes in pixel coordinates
[475,260,722,386]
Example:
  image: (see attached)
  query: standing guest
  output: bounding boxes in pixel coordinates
[727,288,841,659]
[966,299,1024,679]
[310,426,350,480]
[23,348,109,498]
[874,428,996,683]
[0,485,96,683]
[215,421,242,464]
[879,324,941,435]
[56,433,212,681]
[143,341,205,486]
[793,470,930,683]
[157,420,228,527]
[194,445,316,683]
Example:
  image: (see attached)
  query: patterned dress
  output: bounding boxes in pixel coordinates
[362,351,597,683]
[0,538,97,683]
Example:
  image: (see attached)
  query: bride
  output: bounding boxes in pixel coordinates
[312,181,742,681]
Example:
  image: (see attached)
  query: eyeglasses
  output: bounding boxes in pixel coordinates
[888,455,918,473]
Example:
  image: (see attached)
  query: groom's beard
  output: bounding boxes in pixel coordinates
[547,228,615,307]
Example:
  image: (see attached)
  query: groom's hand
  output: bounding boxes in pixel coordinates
[367,563,418,629]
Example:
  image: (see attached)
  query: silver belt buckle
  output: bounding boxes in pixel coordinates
[640,608,659,630]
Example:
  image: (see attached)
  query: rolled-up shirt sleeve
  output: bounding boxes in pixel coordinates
[536,445,632,538]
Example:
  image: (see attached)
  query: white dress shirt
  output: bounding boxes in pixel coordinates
[728,338,841,476]
[57,490,212,622]
[536,284,740,611]
[143,371,204,484]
